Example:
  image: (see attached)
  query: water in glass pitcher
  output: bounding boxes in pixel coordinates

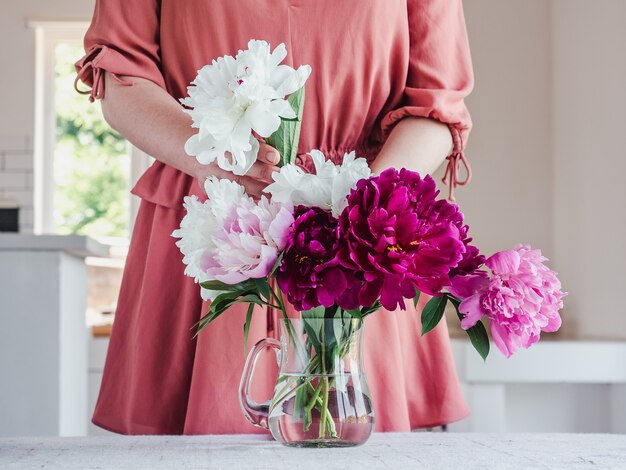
[268,372,374,448]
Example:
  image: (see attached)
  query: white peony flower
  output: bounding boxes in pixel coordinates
[171,195,221,300]
[264,150,335,211]
[203,176,248,221]
[331,151,372,216]
[172,176,252,300]
[265,150,372,217]
[181,40,311,175]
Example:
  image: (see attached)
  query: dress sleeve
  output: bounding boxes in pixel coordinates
[381,0,475,200]
[74,0,167,102]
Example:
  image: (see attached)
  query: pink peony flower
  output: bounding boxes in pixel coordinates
[337,168,466,311]
[450,245,566,357]
[201,196,294,284]
[277,206,361,311]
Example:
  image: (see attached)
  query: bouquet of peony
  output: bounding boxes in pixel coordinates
[173,40,566,443]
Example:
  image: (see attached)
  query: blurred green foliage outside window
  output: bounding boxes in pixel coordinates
[54,42,130,239]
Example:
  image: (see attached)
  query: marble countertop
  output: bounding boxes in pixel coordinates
[2,433,626,469]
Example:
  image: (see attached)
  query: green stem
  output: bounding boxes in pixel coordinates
[268,284,287,317]
[262,303,283,310]
[305,380,324,413]
[318,377,328,439]
[322,377,338,438]
[271,378,308,411]
[269,282,310,367]
[268,282,320,426]
[317,320,330,439]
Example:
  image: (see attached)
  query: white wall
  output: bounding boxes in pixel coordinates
[0,0,94,232]
[552,0,626,339]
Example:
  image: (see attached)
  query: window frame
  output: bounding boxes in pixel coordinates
[29,20,149,237]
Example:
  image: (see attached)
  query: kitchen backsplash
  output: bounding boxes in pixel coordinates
[0,134,34,233]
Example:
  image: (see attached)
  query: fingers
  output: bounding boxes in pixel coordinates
[194,147,280,199]
[245,160,279,184]
[197,172,264,200]
[244,178,267,200]
[257,142,280,165]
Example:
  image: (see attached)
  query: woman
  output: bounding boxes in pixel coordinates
[75,0,474,434]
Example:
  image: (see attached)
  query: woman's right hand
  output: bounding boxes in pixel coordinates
[99,73,280,199]
[193,142,281,199]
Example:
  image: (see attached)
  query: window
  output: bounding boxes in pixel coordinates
[55,42,131,238]
[31,21,150,240]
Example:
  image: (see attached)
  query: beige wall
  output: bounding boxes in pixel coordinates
[552,0,626,338]
[0,0,624,338]
[458,0,626,339]
[456,0,554,255]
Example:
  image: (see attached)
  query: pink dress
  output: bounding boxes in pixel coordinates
[75,0,474,434]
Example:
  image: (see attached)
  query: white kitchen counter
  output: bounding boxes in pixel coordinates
[1,433,625,469]
[0,234,107,438]
[0,233,109,257]
[450,339,626,433]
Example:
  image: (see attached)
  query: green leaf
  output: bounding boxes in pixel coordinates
[300,307,326,356]
[269,252,284,277]
[301,306,326,320]
[324,304,339,319]
[421,295,448,335]
[285,87,305,165]
[447,294,462,309]
[243,303,255,356]
[413,289,422,308]
[208,291,240,311]
[195,300,234,333]
[449,295,490,360]
[194,308,226,336]
[194,293,265,336]
[253,278,271,303]
[466,320,490,361]
[265,86,305,166]
[235,294,267,305]
[323,316,338,355]
[199,280,234,291]
[302,320,321,354]
[199,279,256,293]
[346,308,363,319]
[360,301,382,317]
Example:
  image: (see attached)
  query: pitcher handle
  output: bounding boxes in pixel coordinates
[239,337,281,429]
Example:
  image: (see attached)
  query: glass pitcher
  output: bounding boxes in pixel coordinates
[239,316,375,447]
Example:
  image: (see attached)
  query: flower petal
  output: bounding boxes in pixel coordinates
[486,249,521,274]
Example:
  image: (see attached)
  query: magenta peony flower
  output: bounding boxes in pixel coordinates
[338,168,466,311]
[448,223,485,278]
[450,245,566,358]
[277,206,361,311]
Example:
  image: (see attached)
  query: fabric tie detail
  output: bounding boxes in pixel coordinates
[73,46,133,102]
[442,151,471,202]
